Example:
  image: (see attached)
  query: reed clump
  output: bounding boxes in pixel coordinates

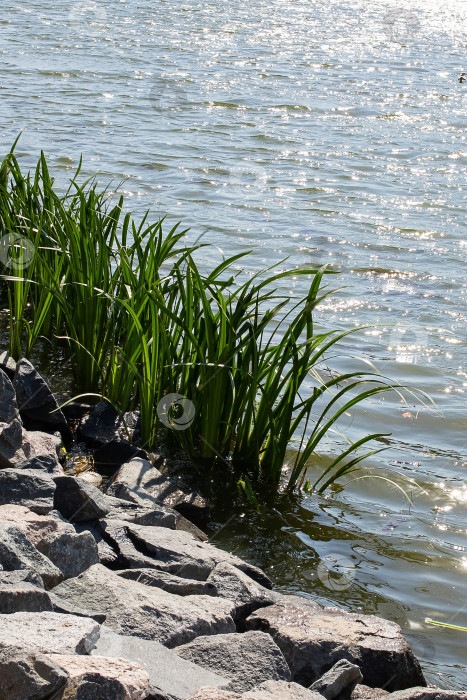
[0,146,407,497]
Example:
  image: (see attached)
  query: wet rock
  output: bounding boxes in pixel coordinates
[92,625,230,700]
[0,350,17,379]
[0,574,52,613]
[0,522,63,589]
[310,659,363,699]
[0,468,55,513]
[79,402,139,447]
[387,690,467,700]
[53,475,110,522]
[0,505,99,579]
[175,631,291,693]
[107,456,210,525]
[52,563,236,647]
[205,562,277,626]
[0,611,101,654]
[13,359,72,442]
[99,520,272,588]
[0,644,68,700]
[44,653,151,699]
[245,603,426,691]
[117,568,208,596]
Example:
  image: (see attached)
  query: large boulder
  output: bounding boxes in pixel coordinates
[92,625,230,699]
[0,522,63,589]
[387,690,467,700]
[98,519,272,588]
[44,653,151,700]
[0,611,101,654]
[0,468,55,513]
[16,453,64,476]
[245,603,426,691]
[13,359,72,442]
[52,563,236,647]
[117,568,208,596]
[0,644,68,700]
[0,505,99,579]
[0,350,17,379]
[0,368,30,468]
[106,456,210,524]
[174,631,291,693]
[53,475,110,522]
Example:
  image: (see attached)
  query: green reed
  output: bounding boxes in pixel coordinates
[0,146,415,497]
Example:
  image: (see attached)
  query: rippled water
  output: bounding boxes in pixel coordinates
[1,0,466,689]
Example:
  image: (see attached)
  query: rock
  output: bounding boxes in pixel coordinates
[0,568,44,589]
[205,562,277,626]
[107,457,210,525]
[27,430,63,461]
[75,471,103,488]
[44,653,150,699]
[0,505,99,579]
[0,522,63,589]
[73,522,120,567]
[387,690,467,700]
[0,644,68,700]
[60,402,92,421]
[17,453,64,475]
[0,573,52,613]
[99,520,272,588]
[94,439,148,474]
[175,631,291,693]
[189,681,324,699]
[52,563,236,647]
[310,659,363,699]
[0,350,17,379]
[117,568,208,596]
[53,475,110,522]
[79,402,139,447]
[0,468,55,513]
[351,686,390,700]
[48,591,107,623]
[245,603,426,691]
[0,611,101,654]
[0,368,30,468]
[13,359,72,442]
[92,626,230,700]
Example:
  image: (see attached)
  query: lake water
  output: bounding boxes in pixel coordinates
[1,0,466,689]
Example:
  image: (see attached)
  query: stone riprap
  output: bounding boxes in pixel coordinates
[0,354,464,700]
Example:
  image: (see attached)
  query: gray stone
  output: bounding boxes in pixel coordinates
[0,366,20,424]
[310,659,363,699]
[27,430,63,461]
[53,475,110,522]
[174,631,291,693]
[0,505,99,579]
[0,468,55,513]
[48,591,107,624]
[73,522,120,567]
[189,681,324,699]
[205,562,277,625]
[17,453,64,475]
[0,572,52,613]
[44,653,151,699]
[13,359,71,441]
[0,644,68,700]
[387,690,467,700]
[79,402,139,447]
[107,457,210,525]
[0,522,63,589]
[0,611,101,654]
[0,351,17,379]
[0,568,44,589]
[99,520,272,588]
[0,369,30,467]
[52,563,236,647]
[245,603,426,691]
[117,568,208,596]
[92,625,230,700]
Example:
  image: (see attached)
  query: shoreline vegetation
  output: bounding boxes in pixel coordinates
[0,145,430,504]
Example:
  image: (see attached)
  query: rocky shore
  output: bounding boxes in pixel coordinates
[0,352,465,700]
